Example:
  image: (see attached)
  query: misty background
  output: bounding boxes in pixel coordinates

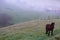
[0,0,60,27]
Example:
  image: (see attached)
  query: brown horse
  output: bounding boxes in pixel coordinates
[45,22,55,36]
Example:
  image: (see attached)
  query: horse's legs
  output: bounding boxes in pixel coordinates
[51,30,53,36]
[46,29,48,34]
[48,31,50,36]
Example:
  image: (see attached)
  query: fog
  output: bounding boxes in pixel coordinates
[5,0,60,12]
[0,0,60,24]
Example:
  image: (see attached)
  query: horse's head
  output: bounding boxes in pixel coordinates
[51,22,55,26]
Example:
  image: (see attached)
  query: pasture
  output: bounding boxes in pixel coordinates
[0,19,60,40]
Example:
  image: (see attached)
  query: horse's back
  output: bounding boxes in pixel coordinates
[46,24,50,28]
[46,24,50,30]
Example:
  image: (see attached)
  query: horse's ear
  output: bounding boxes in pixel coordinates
[51,22,55,25]
[53,22,55,24]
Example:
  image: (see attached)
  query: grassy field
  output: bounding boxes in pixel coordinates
[0,19,60,40]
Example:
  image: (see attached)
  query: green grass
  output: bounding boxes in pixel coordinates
[0,19,60,40]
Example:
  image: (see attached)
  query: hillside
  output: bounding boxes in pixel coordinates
[0,19,60,40]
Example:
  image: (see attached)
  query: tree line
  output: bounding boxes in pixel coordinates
[0,13,13,27]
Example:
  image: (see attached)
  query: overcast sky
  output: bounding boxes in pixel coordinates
[4,0,60,11]
[0,0,60,13]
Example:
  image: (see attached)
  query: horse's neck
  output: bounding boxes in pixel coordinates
[50,24,54,27]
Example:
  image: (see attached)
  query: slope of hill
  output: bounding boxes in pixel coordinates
[0,19,60,40]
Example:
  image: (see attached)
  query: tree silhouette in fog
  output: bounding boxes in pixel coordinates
[0,13,12,27]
